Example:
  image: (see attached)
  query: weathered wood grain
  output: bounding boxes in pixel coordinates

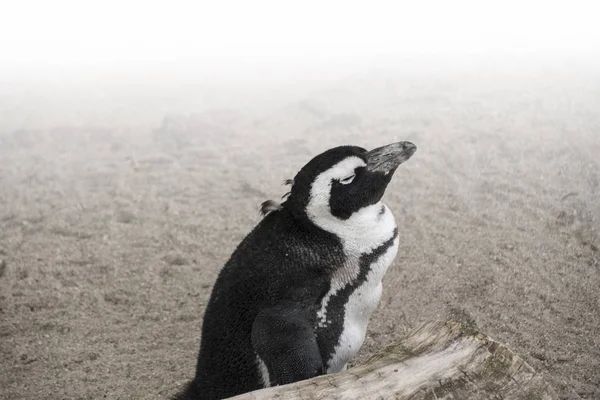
[229,320,558,400]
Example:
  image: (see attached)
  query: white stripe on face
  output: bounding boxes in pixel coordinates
[305,156,366,231]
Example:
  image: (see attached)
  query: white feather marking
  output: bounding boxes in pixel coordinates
[256,354,271,387]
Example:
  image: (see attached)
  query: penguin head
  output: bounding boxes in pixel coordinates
[273,141,416,224]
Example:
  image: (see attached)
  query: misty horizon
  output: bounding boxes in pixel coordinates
[2,1,599,68]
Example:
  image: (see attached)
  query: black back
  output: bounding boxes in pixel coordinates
[174,208,344,400]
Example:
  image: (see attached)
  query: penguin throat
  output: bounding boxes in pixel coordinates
[306,202,396,255]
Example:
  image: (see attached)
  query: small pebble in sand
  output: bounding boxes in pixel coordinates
[556,355,574,363]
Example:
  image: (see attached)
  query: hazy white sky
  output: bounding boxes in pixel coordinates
[0,0,598,67]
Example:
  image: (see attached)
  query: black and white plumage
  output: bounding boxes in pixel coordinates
[173,141,417,400]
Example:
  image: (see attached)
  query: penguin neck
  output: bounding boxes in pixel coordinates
[306,202,398,257]
[267,205,327,234]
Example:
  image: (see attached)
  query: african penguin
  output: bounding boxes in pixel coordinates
[173,141,417,400]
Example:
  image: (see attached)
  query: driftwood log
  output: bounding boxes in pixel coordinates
[229,320,558,400]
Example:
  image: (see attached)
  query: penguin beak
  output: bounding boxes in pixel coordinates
[366,141,417,174]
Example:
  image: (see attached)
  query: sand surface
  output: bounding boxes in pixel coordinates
[1,57,599,399]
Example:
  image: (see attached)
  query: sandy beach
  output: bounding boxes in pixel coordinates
[1,56,599,399]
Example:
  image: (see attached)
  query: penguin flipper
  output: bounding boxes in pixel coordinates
[251,304,325,386]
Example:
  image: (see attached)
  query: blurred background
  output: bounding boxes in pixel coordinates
[1,1,599,399]
[1,0,599,130]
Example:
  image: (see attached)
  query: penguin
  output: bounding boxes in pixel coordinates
[173,141,417,400]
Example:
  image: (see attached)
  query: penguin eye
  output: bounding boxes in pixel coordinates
[339,174,356,185]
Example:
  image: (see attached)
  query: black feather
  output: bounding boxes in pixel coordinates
[260,200,282,216]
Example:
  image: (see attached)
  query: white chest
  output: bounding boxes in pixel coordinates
[326,233,399,373]
[314,203,399,373]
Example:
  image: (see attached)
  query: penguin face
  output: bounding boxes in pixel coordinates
[285,142,416,223]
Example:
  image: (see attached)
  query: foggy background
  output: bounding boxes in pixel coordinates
[1,0,599,130]
[1,1,599,400]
